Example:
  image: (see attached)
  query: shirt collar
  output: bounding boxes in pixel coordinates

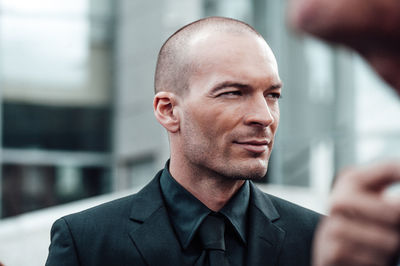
[160,161,250,249]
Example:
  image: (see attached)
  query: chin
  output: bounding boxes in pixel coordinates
[246,159,269,179]
[224,159,269,180]
[241,168,268,180]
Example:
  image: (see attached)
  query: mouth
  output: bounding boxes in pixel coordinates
[233,139,271,154]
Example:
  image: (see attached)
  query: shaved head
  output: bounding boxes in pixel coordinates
[154,17,263,95]
[153,15,281,187]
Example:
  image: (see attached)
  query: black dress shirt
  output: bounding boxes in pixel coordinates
[160,162,250,266]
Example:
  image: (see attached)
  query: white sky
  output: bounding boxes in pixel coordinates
[0,0,88,88]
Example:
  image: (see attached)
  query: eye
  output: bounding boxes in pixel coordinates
[219,90,242,97]
[266,93,281,99]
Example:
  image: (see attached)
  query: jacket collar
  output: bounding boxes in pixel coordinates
[127,172,286,266]
[128,170,183,265]
[246,181,286,266]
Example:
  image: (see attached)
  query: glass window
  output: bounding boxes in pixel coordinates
[0,0,114,218]
[2,163,111,218]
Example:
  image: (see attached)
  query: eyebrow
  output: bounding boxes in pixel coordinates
[209,80,283,95]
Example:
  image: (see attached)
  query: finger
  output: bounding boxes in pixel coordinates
[362,51,400,91]
[313,217,400,266]
[330,216,400,259]
[336,161,400,193]
[287,0,337,36]
[330,193,400,227]
[288,0,400,39]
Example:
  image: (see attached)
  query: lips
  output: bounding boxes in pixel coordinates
[233,139,271,153]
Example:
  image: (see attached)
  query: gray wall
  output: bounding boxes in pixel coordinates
[113,0,203,189]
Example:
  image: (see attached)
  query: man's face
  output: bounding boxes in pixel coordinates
[177,32,281,180]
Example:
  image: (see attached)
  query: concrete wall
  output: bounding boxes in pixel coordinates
[112,0,203,190]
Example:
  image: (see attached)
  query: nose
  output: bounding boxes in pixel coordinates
[243,94,275,127]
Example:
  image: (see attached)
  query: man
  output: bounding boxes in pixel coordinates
[46,17,320,266]
[288,1,400,265]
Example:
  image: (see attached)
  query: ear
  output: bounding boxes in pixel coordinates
[153,91,180,133]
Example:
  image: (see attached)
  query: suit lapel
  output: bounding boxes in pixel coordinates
[125,174,286,265]
[246,182,286,266]
[127,172,182,265]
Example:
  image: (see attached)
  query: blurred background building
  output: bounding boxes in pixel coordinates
[0,0,399,265]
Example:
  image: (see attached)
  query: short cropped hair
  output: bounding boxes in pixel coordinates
[154,16,262,95]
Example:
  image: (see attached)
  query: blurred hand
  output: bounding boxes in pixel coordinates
[312,161,400,266]
[287,0,400,92]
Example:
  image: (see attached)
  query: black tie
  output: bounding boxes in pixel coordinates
[198,213,229,266]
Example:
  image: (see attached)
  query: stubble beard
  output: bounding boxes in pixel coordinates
[180,111,271,181]
[222,158,269,180]
[183,138,270,181]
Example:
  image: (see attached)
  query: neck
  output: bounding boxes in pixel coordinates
[169,157,245,212]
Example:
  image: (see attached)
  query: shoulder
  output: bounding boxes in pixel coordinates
[267,193,321,228]
[47,173,163,265]
[50,192,139,251]
[250,182,321,225]
[62,193,135,225]
[249,182,321,233]
[257,190,321,250]
[61,171,163,226]
[52,172,163,239]
[251,186,322,265]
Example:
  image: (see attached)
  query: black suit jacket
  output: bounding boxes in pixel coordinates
[46,170,320,266]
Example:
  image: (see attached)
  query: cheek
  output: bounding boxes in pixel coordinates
[185,108,220,138]
[196,105,228,127]
[184,101,243,143]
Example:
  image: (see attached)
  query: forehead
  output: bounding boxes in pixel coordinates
[187,31,280,88]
